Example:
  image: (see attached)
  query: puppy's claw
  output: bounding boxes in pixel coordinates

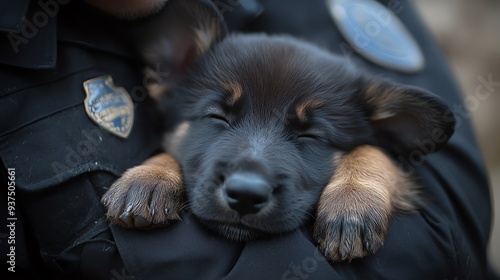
[364,241,371,251]
[119,207,134,227]
[119,211,129,222]
[119,205,132,219]
[102,197,109,205]
[341,251,348,261]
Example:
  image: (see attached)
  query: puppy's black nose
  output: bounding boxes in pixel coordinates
[223,172,272,217]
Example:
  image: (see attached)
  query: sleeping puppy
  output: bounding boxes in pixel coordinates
[102,0,455,262]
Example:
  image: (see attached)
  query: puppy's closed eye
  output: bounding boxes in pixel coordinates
[296,128,328,143]
[198,105,230,125]
[296,133,324,141]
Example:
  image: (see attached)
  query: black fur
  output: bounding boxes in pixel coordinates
[104,0,456,244]
[162,34,454,241]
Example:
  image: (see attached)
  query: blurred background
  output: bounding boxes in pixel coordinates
[414,0,500,273]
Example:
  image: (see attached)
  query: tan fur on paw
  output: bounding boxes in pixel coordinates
[314,145,417,262]
[102,153,185,228]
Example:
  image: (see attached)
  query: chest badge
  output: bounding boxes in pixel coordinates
[326,0,424,73]
[83,76,134,139]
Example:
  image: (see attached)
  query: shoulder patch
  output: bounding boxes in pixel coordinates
[83,76,134,139]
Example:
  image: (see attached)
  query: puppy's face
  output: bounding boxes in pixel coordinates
[129,0,454,243]
[169,35,388,240]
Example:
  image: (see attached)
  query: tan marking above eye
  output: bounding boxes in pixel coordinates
[295,99,326,122]
[223,81,243,106]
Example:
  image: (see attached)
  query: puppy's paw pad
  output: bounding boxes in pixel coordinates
[102,165,184,228]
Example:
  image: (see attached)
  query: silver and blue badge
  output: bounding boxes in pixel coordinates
[83,76,134,139]
[326,0,424,73]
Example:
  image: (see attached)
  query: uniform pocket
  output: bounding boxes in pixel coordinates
[0,44,163,192]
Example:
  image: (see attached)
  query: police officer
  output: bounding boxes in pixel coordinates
[0,0,497,279]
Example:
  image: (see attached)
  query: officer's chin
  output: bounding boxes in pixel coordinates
[85,0,169,20]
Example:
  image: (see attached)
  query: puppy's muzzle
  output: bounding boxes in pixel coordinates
[223,172,272,217]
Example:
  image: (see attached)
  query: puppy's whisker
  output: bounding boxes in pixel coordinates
[179,201,193,212]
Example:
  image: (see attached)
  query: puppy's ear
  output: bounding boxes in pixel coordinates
[360,78,456,157]
[129,0,227,88]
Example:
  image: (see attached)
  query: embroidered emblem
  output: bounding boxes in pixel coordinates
[83,76,134,138]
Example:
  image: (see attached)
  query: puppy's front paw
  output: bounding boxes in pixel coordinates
[102,164,184,229]
[313,186,391,262]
